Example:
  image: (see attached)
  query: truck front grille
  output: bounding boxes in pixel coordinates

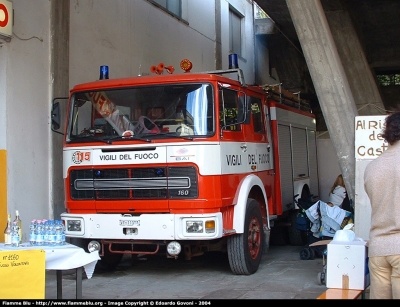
[70,167,198,200]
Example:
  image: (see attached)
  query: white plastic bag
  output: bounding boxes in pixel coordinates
[333,223,355,242]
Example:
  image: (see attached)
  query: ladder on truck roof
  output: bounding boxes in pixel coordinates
[262,83,311,112]
[203,69,312,112]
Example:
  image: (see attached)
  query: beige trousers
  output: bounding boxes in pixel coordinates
[369,255,400,299]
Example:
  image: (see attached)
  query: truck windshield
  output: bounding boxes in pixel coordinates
[67,83,214,142]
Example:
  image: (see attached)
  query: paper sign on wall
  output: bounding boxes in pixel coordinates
[355,115,388,160]
[0,249,45,299]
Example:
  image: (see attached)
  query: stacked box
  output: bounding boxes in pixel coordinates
[326,240,370,290]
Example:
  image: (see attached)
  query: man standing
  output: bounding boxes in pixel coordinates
[364,110,400,299]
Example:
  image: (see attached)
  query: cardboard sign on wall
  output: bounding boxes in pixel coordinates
[0,249,45,299]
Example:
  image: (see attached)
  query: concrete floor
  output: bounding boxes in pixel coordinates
[44,244,334,300]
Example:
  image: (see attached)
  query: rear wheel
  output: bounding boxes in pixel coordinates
[227,198,264,275]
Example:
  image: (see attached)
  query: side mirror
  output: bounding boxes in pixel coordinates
[51,97,68,135]
[51,102,61,131]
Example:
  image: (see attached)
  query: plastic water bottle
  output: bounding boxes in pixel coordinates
[46,220,56,246]
[35,220,45,246]
[11,221,20,247]
[43,220,49,245]
[55,220,63,246]
[29,219,37,246]
[50,220,57,246]
[61,220,66,245]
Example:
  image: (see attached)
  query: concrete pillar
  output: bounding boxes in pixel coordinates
[50,1,70,219]
[324,8,385,116]
[285,0,358,199]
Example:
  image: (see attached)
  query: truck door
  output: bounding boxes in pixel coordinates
[244,95,273,174]
[219,87,247,172]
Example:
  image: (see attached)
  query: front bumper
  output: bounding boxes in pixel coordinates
[61,212,223,241]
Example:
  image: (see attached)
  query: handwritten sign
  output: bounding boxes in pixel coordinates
[355,115,388,160]
[0,249,45,299]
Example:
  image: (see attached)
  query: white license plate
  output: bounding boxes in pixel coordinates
[119,220,140,226]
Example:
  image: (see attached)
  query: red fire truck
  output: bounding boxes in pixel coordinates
[51,60,318,275]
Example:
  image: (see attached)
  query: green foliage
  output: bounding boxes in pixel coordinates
[377,74,400,86]
[251,103,261,114]
[220,107,238,119]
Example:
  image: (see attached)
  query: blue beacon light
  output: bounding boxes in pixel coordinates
[100,65,109,80]
[228,54,239,69]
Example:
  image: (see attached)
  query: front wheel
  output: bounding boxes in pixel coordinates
[227,198,264,275]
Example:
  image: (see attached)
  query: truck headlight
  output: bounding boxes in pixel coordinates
[186,221,203,233]
[67,220,82,232]
[186,220,215,234]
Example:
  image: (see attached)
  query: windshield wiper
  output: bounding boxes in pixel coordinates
[69,132,196,144]
[105,135,152,143]
[67,136,113,144]
[145,133,194,141]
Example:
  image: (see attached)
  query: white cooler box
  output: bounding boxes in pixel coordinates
[326,240,370,290]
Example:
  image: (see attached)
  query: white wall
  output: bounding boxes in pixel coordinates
[355,159,371,240]
[220,0,255,84]
[1,0,52,240]
[69,0,220,85]
[69,0,256,86]
[0,39,6,150]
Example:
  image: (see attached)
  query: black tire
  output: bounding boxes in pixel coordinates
[96,245,124,271]
[227,198,264,275]
[288,209,307,246]
[300,247,311,260]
